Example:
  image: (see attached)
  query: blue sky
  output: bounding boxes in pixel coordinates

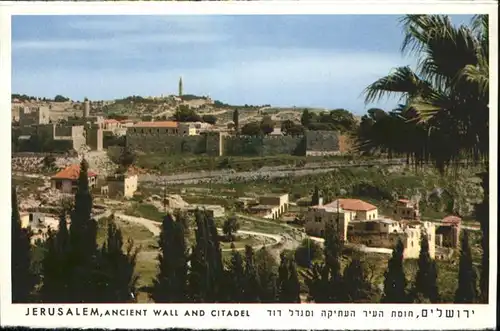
[12,15,472,114]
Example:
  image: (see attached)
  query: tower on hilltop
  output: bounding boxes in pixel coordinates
[178,76,183,97]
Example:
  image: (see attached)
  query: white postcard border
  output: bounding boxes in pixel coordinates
[0,1,497,330]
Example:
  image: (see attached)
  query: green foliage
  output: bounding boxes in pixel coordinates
[382,239,408,303]
[412,230,440,302]
[242,245,261,302]
[173,105,202,122]
[54,95,70,102]
[278,254,301,303]
[303,223,345,302]
[255,247,279,302]
[226,246,246,302]
[11,186,37,303]
[201,114,217,125]
[232,109,239,133]
[343,256,373,302]
[222,216,240,241]
[240,122,262,136]
[294,238,322,268]
[300,108,357,133]
[454,231,478,303]
[260,115,276,135]
[151,213,189,303]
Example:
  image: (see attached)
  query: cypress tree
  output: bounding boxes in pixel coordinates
[40,214,71,302]
[413,231,439,303]
[311,186,320,206]
[11,186,37,303]
[242,245,261,302]
[255,247,278,302]
[381,239,408,303]
[278,254,301,303]
[454,231,477,303]
[151,213,189,303]
[188,210,225,302]
[343,256,372,303]
[233,109,239,134]
[98,217,139,303]
[227,244,245,302]
[303,222,345,302]
[67,158,99,302]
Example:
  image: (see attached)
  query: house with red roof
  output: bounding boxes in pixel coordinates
[51,164,98,193]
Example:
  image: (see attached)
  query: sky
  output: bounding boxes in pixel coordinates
[12,15,472,114]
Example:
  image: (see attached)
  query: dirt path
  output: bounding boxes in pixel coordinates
[113,213,283,252]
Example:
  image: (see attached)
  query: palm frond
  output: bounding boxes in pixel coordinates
[363,66,432,104]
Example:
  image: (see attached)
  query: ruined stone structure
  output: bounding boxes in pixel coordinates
[19,106,50,126]
[126,129,340,157]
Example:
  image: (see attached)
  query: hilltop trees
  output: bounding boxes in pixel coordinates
[151,213,189,303]
[454,231,478,303]
[11,186,37,303]
[381,239,408,303]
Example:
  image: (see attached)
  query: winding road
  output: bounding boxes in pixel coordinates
[112,213,284,252]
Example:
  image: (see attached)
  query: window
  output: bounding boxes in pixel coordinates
[411,241,414,247]
[55,181,62,189]
[29,214,33,222]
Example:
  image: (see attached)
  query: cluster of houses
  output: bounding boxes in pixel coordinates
[304,197,462,259]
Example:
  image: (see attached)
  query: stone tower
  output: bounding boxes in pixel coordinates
[84,98,90,118]
[178,76,183,97]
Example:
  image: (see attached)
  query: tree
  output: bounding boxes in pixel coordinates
[412,231,439,302]
[201,114,217,125]
[454,231,477,303]
[66,159,99,302]
[278,254,301,303]
[255,247,278,302]
[97,217,139,303]
[42,155,57,171]
[240,122,262,136]
[173,105,201,122]
[363,15,489,302]
[116,145,136,173]
[260,115,276,135]
[300,109,314,127]
[226,245,246,302]
[294,238,322,268]
[303,223,345,302]
[151,213,189,303]
[54,95,69,102]
[222,216,240,242]
[232,109,239,134]
[188,210,225,302]
[343,256,372,303]
[281,120,304,136]
[381,239,408,303]
[11,186,37,303]
[242,245,261,302]
[311,186,320,206]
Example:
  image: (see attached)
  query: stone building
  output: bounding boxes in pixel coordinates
[19,106,50,126]
[104,173,138,198]
[393,198,420,221]
[248,193,290,220]
[51,164,98,193]
[436,215,461,248]
[304,198,378,240]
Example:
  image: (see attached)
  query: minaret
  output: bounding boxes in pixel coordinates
[178,76,183,97]
[84,97,90,118]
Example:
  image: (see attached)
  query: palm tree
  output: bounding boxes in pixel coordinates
[363,14,489,302]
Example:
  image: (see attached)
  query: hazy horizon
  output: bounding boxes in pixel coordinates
[12,15,472,114]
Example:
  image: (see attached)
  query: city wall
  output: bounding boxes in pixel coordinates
[126,130,340,157]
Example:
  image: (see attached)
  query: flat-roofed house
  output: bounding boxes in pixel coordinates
[304,198,378,241]
[130,121,180,135]
[51,164,97,194]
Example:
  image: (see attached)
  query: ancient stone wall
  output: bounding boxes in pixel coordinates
[223,135,304,156]
[55,125,72,137]
[125,130,339,157]
[305,130,340,154]
[126,133,207,154]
